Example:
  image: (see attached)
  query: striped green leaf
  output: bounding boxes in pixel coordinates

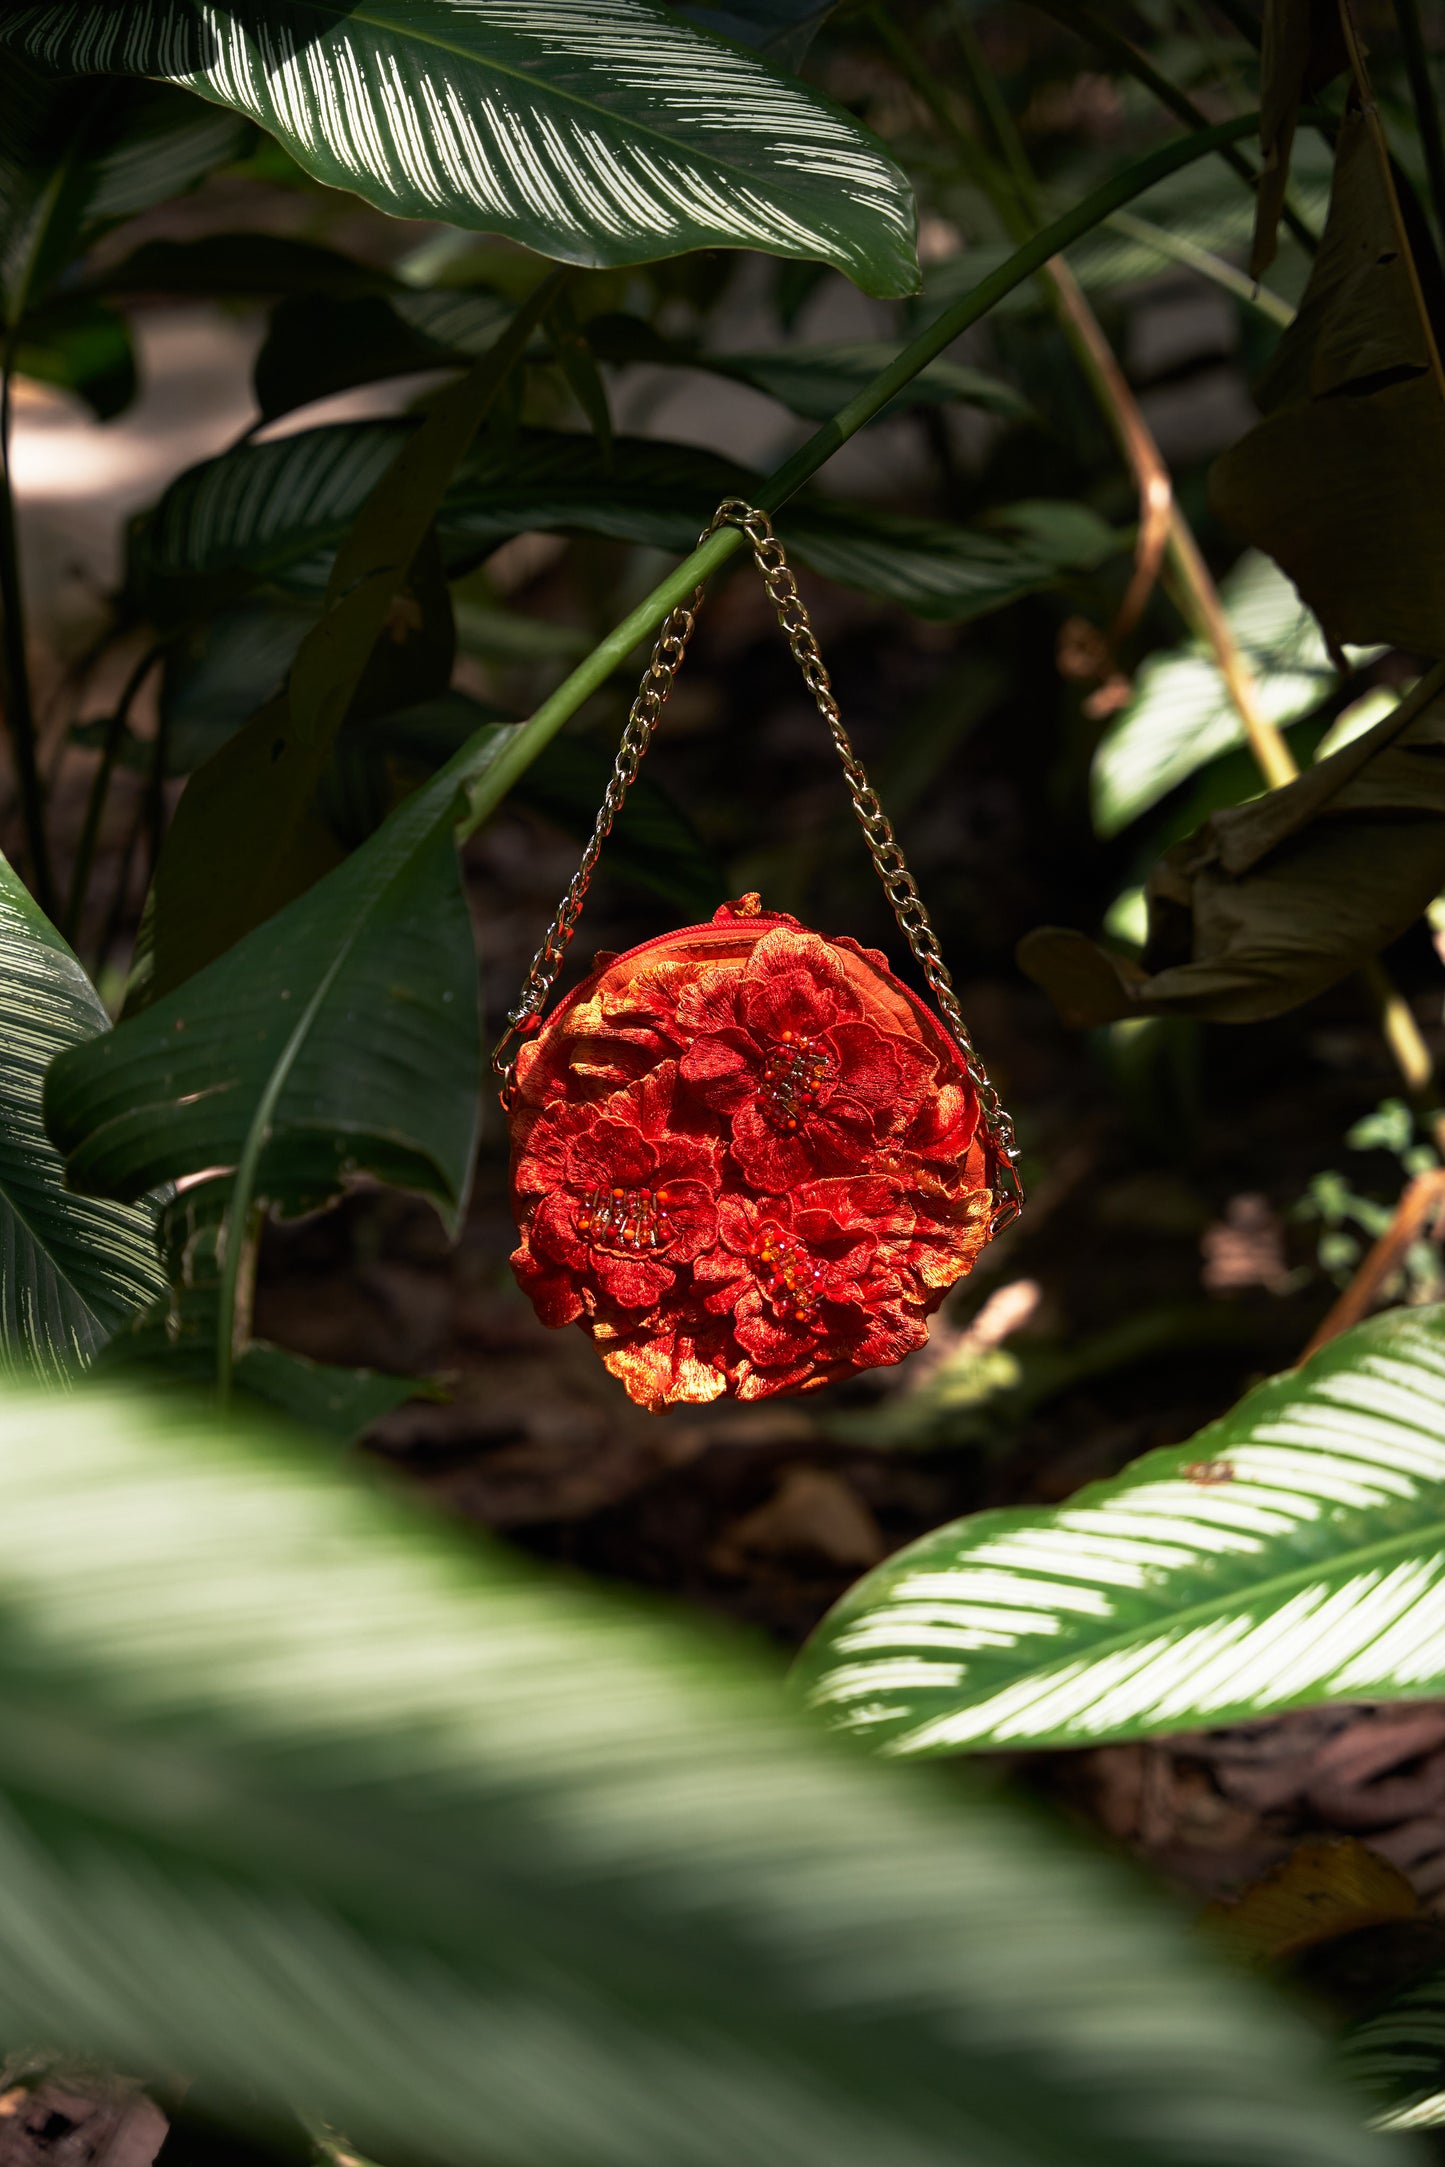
[130,422,1121,623]
[797,1306,1445,1756]
[0,1374,1408,2167]
[1340,1968,1445,2131]
[0,855,162,1380]
[0,0,918,297]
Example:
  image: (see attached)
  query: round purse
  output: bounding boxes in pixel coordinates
[495,502,1022,1412]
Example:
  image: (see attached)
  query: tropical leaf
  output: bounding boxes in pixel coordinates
[584,313,1029,422]
[131,423,1122,623]
[1340,1966,1445,2130]
[13,295,135,419]
[0,1374,1407,2167]
[44,754,481,1229]
[1212,107,1445,658]
[93,229,401,300]
[797,1304,1445,1757]
[252,287,516,421]
[1,0,919,298]
[0,854,163,1380]
[1090,551,1341,838]
[1020,674,1445,1027]
[96,1180,420,1438]
[141,293,545,1002]
[1,55,247,324]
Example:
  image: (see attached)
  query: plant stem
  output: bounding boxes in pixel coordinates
[0,343,54,916]
[64,643,159,942]
[458,110,1265,843]
[1393,0,1445,251]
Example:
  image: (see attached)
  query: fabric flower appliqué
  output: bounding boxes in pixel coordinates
[676,925,935,1191]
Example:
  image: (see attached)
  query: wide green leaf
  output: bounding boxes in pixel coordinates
[1,54,246,324]
[97,1178,420,1438]
[44,756,480,1228]
[0,1374,1408,2167]
[1339,1967,1445,2131]
[0,855,163,1380]
[1020,675,1445,1027]
[1212,108,1445,658]
[1090,551,1341,838]
[2,0,919,297]
[131,423,1122,622]
[585,313,1029,423]
[797,1304,1445,1756]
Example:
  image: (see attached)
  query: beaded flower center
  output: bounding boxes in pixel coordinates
[760,1030,831,1132]
[754,1222,828,1321]
[577,1184,673,1252]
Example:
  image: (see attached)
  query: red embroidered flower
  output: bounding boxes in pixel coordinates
[511,1064,721,1328]
[506,901,1004,1411]
[692,1179,931,1397]
[676,925,935,1191]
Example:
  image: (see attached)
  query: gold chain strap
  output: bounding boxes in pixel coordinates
[492,500,1023,1233]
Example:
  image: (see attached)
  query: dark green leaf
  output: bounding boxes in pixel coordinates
[1213,109,1445,657]
[585,313,1028,423]
[13,296,135,418]
[132,424,1123,624]
[96,1181,421,1441]
[1253,0,1346,275]
[2,1,919,298]
[45,756,481,1229]
[1,57,247,323]
[0,1374,1408,2167]
[0,852,163,1379]
[676,0,837,69]
[252,288,516,422]
[141,300,537,1002]
[93,230,401,300]
[1019,676,1445,1026]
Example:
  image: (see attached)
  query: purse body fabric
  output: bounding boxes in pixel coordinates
[508,897,998,1411]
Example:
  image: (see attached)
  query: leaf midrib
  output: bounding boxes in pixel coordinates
[265,0,889,220]
[869,1465,1445,1732]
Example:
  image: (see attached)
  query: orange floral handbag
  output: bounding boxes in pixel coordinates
[495,502,1022,1412]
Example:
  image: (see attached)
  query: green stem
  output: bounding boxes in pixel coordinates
[0,343,54,916]
[1102,207,1296,325]
[64,642,160,941]
[458,111,1264,843]
[1393,0,1445,250]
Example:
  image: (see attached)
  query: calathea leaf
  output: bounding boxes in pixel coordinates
[0,852,163,1380]
[1,54,246,326]
[1339,1965,1445,2130]
[0,1376,1407,2167]
[252,288,516,423]
[92,229,401,301]
[1213,106,1445,657]
[0,0,919,298]
[583,313,1029,423]
[796,1303,1445,1757]
[139,290,546,1005]
[132,424,1123,625]
[1018,672,1445,1026]
[44,751,481,1232]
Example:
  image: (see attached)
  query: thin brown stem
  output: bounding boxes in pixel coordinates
[1299,1169,1445,1361]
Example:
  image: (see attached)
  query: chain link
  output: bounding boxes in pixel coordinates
[492,499,1022,1234]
